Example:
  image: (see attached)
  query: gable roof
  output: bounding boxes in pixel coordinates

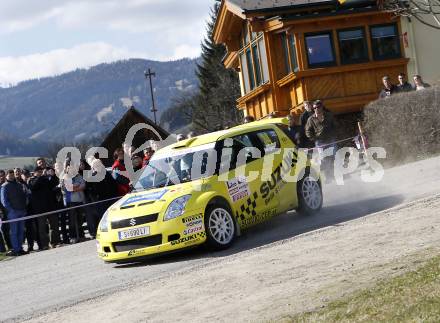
[100,106,169,166]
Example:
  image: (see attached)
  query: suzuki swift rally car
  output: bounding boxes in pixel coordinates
[96,118,323,263]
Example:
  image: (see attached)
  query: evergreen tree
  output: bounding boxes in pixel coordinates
[162,1,242,133]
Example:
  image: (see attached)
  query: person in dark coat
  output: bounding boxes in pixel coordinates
[379,75,398,99]
[286,114,302,146]
[396,73,413,92]
[299,101,315,148]
[28,167,60,250]
[1,170,28,256]
[14,168,36,252]
[90,159,118,224]
[0,169,12,252]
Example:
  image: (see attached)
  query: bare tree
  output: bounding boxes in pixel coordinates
[379,0,440,29]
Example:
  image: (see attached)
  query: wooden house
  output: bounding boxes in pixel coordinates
[100,106,169,167]
[213,0,411,118]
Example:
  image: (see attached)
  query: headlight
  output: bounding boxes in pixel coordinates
[98,210,109,232]
[164,195,191,221]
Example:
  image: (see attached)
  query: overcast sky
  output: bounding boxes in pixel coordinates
[0,0,213,87]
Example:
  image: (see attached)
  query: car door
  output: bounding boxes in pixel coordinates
[252,128,286,216]
[217,132,277,228]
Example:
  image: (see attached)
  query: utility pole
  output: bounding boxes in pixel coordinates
[144,68,158,124]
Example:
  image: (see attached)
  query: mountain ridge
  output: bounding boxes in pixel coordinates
[0,58,198,155]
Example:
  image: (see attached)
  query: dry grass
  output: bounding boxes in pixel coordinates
[289,254,440,323]
[0,156,37,171]
[362,87,440,166]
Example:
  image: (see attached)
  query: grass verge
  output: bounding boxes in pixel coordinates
[0,252,6,262]
[289,254,440,322]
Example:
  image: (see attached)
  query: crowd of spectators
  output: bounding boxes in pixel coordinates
[379,73,430,99]
[0,147,156,257]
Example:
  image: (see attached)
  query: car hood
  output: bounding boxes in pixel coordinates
[107,182,200,220]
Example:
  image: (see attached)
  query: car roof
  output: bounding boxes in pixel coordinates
[156,117,288,156]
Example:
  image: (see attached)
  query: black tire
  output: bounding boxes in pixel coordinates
[296,169,323,216]
[204,202,236,251]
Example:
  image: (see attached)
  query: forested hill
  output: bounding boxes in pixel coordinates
[0,58,198,152]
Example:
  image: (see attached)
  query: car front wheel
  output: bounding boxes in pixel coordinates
[205,204,236,250]
[296,174,323,216]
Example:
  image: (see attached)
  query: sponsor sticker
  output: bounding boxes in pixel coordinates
[183,224,204,235]
[128,249,145,257]
[182,214,203,224]
[241,208,277,227]
[227,176,250,202]
[170,232,206,246]
[121,190,168,207]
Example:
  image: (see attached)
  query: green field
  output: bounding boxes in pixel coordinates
[0,156,38,170]
[0,253,5,261]
[290,255,440,322]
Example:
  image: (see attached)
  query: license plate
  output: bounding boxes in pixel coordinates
[118,226,150,240]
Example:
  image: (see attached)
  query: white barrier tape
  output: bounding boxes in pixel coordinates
[0,196,121,225]
[303,136,358,152]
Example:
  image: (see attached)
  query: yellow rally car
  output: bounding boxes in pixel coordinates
[96,118,323,263]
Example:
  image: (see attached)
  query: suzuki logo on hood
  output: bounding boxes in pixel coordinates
[129,218,136,226]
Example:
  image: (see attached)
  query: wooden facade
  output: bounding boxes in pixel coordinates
[214,0,409,118]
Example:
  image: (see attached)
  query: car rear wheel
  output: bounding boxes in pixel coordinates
[205,204,236,250]
[296,173,323,216]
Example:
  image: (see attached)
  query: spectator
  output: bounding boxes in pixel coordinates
[305,100,336,147]
[28,166,59,250]
[14,168,35,252]
[36,157,47,169]
[413,75,431,91]
[90,160,118,223]
[61,164,86,244]
[79,159,99,238]
[286,114,302,146]
[1,170,28,256]
[0,169,9,253]
[379,76,398,99]
[143,147,155,167]
[299,101,315,148]
[45,167,61,246]
[396,73,413,92]
[132,154,143,173]
[243,115,255,124]
[112,148,130,196]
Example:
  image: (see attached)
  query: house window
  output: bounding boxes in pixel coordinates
[280,33,299,76]
[281,33,291,74]
[239,24,270,94]
[288,35,299,72]
[338,28,369,64]
[370,24,401,60]
[305,31,336,68]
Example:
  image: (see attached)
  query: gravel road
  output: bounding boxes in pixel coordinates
[1,156,440,322]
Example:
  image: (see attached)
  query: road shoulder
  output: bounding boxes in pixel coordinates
[27,194,440,323]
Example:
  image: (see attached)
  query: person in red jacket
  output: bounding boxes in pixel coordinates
[142,147,155,167]
[111,148,130,196]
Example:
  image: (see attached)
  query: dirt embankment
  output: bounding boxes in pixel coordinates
[28,194,440,323]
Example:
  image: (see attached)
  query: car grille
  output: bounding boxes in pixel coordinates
[111,213,158,229]
[113,235,163,252]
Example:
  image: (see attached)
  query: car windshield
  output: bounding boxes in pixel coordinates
[133,142,217,191]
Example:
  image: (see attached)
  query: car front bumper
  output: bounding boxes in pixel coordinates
[96,208,206,262]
